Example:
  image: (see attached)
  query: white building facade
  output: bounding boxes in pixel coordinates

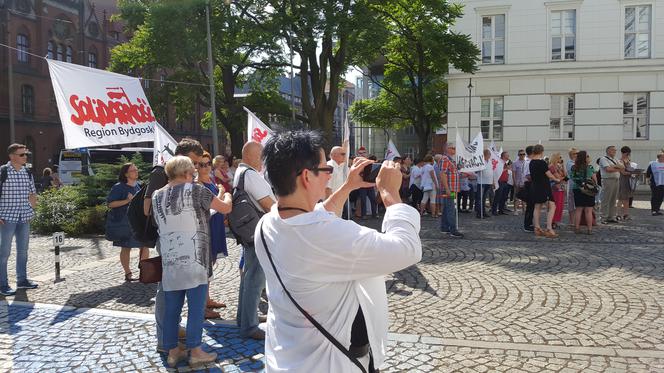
[447,0,664,168]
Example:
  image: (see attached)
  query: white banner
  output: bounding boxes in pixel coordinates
[456,132,485,172]
[47,60,156,149]
[384,139,401,161]
[489,141,504,186]
[244,107,273,146]
[153,122,177,166]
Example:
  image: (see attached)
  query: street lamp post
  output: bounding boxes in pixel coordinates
[205,0,219,155]
[467,78,473,143]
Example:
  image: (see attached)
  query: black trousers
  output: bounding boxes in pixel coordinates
[410,185,423,208]
[457,190,471,210]
[523,181,534,228]
[652,184,664,212]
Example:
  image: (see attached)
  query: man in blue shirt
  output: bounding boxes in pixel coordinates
[0,144,39,296]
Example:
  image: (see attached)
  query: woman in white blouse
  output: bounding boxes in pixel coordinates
[256,130,422,372]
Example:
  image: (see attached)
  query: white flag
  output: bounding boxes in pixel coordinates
[384,139,401,161]
[153,123,177,166]
[47,60,156,149]
[343,115,350,166]
[455,132,485,172]
[488,141,504,186]
[244,107,273,146]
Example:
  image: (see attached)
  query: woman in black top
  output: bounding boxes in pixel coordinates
[529,145,562,238]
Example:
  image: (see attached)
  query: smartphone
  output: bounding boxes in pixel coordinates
[362,163,382,183]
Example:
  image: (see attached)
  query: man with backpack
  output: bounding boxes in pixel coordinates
[138,138,204,353]
[0,144,38,296]
[232,141,275,340]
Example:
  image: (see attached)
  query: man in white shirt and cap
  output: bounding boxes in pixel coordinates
[256,130,422,372]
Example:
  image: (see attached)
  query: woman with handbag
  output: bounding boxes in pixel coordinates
[151,156,232,368]
[571,151,598,234]
[106,163,149,282]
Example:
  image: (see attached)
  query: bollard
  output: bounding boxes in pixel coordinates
[52,232,65,283]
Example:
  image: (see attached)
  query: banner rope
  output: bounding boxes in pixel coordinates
[0,42,208,87]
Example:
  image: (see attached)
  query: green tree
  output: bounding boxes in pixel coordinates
[110,0,290,156]
[269,0,377,143]
[350,0,480,158]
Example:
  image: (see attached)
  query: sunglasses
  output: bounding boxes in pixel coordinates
[297,166,334,175]
[197,162,212,167]
[518,154,525,156]
[15,153,28,157]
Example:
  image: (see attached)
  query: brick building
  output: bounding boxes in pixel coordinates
[0,0,216,173]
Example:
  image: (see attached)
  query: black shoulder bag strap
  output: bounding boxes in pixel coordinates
[258,222,367,373]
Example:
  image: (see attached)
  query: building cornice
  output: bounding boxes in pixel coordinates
[474,5,512,15]
[544,0,584,8]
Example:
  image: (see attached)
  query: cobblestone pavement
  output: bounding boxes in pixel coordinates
[1,199,664,371]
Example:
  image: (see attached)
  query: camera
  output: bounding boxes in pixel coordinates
[362,163,381,183]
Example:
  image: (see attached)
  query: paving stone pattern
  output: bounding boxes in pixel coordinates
[1,199,664,371]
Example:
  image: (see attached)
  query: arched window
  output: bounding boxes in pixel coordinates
[21,85,34,115]
[16,34,29,63]
[56,44,64,61]
[88,50,97,68]
[66,46,73,62]
[47,41,55,59]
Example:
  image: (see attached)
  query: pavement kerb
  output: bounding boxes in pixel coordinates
[5,302,664,360]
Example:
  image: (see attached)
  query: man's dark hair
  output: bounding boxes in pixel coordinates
[175,138,204,156]
[393,156,402,162]
[263,130,324,197]
[606,145,616,153]
[118,163,133,183]
[500,151,508,158]
[7,143,26,155]
[525,145,534,156]
[621,146,631,154]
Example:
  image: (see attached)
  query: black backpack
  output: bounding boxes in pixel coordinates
[0,164,35,198]
[127,166,162,247]
[228,169,265,246]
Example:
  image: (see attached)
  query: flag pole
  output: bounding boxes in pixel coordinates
[454,123,460,230]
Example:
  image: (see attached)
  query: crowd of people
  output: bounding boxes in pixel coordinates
[1,135,663,371]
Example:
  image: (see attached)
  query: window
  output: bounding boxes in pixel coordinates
[88,52,97,68]
[21,85,34,115]
[56,44,63,61]
[143,77,150,89]
[481,15,505,64]
[480,97,503,141]
[47,41,54,59]
[551,10,576,61]
[550,95,575,140]
[16,34,29,63]
[623,93,648,139]
[160,74,166,87]
[625,5,651,58]
[66,46,73,63]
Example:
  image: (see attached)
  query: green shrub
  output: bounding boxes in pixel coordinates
[32,152,148,236]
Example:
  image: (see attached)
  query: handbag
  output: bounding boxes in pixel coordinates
[258,223,371,373]
[138,256,162,283]
[104,210,132,242]
[579,168,599,197]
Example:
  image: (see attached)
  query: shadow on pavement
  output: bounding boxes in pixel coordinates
[49,281,157,325]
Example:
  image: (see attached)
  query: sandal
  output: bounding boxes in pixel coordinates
[544,229,559,238]
[534,227,545,236]
[125,272,137,282]
[207,299,227,309]
[622,215,632,221]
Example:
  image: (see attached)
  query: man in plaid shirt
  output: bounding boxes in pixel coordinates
[439,144,464,238]
[0,144,39,296]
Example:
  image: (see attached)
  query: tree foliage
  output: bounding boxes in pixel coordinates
[350,0,480,157]
[110,0,291,156]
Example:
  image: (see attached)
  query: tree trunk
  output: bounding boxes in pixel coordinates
[228,126,244,159]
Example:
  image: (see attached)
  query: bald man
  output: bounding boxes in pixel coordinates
[233,141,276,340]
[325,145,349,197]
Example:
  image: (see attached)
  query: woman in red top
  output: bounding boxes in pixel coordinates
[548,153,567,229]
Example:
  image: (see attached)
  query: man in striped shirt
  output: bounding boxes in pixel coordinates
[439,144,464,238]
[0,143,39,296]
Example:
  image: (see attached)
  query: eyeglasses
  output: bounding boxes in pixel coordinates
[518,153,525,156]
[15,153,28,157]
[297,166,334,175]
[197,162,212,168]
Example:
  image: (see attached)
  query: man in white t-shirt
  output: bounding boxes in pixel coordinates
[326,141,349,217]
[409,159,424,208]
[233,141,276,340]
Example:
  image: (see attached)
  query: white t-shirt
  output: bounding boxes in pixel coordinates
[650,161,664,186]
[420,163,436,191]
[599,156,621,179]
[326,159,348,193]
[233,163,276,212]
[409,165,422,188]
[479,160,494,185]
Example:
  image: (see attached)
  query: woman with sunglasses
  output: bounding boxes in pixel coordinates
[151,156,232,368]
[197,152,231,319]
